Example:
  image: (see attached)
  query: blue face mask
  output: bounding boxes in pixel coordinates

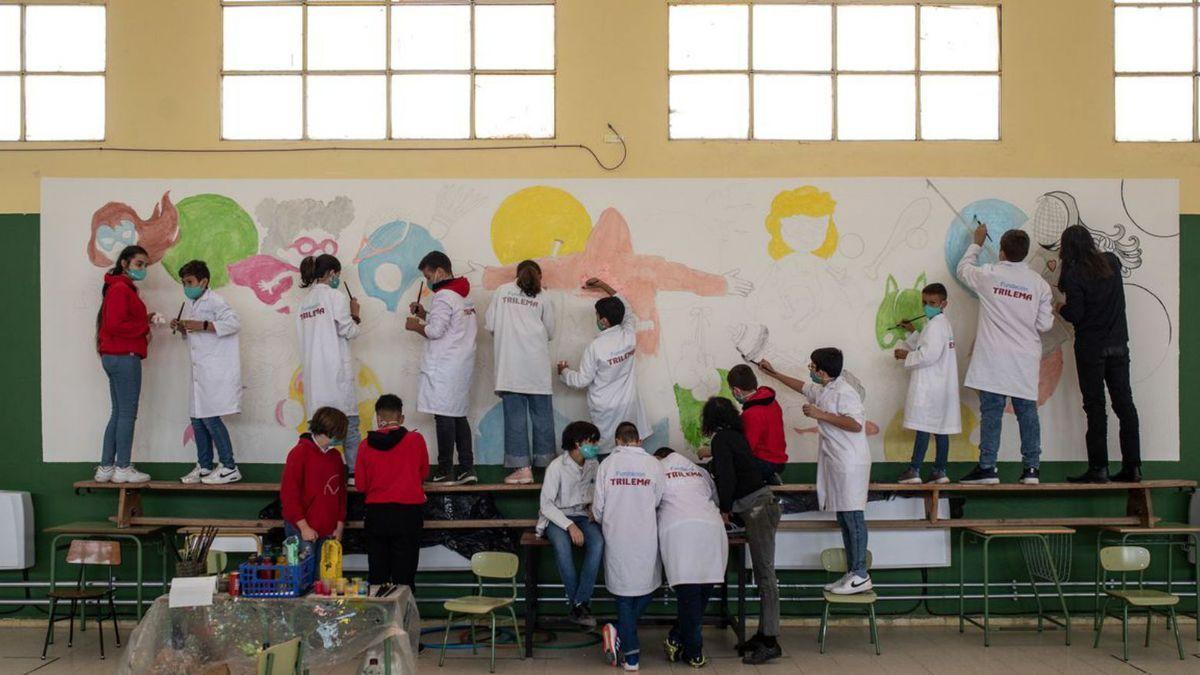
[923,305,942,320]
[184,285,205,300]
[596,319,606,331]
[127,268,147,282]
[809,372,823,385]
[580,444,600,460]
[328,437,344,447]
[328,276,341,290]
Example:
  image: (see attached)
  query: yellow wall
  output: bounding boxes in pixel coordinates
[2,0,1199,213]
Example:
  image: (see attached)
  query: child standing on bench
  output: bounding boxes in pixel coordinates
[280,406,349,569]
[355,394,428,591]
[727,364,788,485]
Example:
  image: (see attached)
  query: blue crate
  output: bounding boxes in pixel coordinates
[237,552,316,598]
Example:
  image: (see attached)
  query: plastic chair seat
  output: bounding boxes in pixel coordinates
[47,588,110,600]
[823,590,878,604]
[1104,589,1180,607]
[444,595,515,614]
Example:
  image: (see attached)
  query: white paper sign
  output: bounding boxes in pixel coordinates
[168,575,217,608]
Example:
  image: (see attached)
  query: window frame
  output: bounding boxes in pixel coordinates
[1113,0,1200,143]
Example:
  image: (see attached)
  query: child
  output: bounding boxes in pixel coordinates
[727,364,788,485]
[173,260,243,485]
[593,422,664,671]
[280,406,349,568]
[407,251,477,485]
[536,421,603,628]
[892,282,961,485]
[759,349,872,595]
[558,278,649,452]
[656,447,727,669]
[355,394,428,590]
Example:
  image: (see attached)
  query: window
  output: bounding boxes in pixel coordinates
[221,0,555,141]
[1114,1,1200,141]
[667,2,1000,141]
[0,2,106,141]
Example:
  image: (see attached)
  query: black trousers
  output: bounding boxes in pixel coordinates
[364,503,424,589]
[434,415,473,473]
[1074,344,1140,469]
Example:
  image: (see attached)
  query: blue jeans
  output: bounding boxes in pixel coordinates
[836,510,869,577]
[344,415,360,473]
[544,515,603,606]
[500,392,555,468]
[909,432,949,473]
[670,583,713,661]
[284,521,328,572]
[978,390,1041,469]
[614,593,654,664]
[100,354,142,468]
[191,416,236,470]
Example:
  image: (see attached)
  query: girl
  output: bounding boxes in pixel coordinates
[95,245,154,484]
[485,260,557,484]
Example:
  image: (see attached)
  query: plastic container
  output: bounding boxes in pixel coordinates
[237,552,316,598]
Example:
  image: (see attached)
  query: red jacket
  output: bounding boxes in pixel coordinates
[280,435,347,537]
[98,273,150,358]
[355,426,429,505]
[740,387,788,465]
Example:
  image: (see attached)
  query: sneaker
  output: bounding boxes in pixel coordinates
[201,466,242,485]
[504,467,534,485]
[741,640,782,665]
[456,470,478,485]
[94,465,115,483]
[765,472,783,486]
[569,603,597,629]
[687,654,709,669]
[824,572,851,592]
[427,469,458,485]
[1067,467,1110,484]
[1111,465,1142,483]
[927,471,950,484]
[831,574,873,595]
[735,633,763,657]
[347,474,356,488]
[622,653,639,672]
[896,468,922,484]
[663,635,683,663]
[601,623,620,667]
[180,464,211,484]
[113,465,151,484]
[958,465,999,485]
[1019,466,1040,485]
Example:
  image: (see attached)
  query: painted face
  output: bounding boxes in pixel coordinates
[779,214,828,253]
[277,230,338,268]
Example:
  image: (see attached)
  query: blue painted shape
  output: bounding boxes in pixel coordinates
[943,199,1029,297]
[356,219,444,312]
[473,401,571,466]
[642,417,671,453]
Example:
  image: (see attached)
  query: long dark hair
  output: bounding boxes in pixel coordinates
[299,254,341,288]
[1058,224,1113,289]
[516,259,542,297]
[701,397,743,437]
[97,245,148,352]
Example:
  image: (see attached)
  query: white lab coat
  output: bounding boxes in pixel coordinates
[801,378,871,513]
[902,313,962,435]
[485,282,555,395]
[657,452,727,587]
[560,295,649,449]
[535,452,598,536]
[957,244,1055,401]
[297,283,360,416]
[417,284,478,417]
[182,290,242,419]
[592,445,665,596]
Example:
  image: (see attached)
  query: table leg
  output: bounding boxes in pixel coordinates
[1191,533,1199,642]
[958,530,965,634]
[131,536,144,620]
[1040,536,1070,646]
[50,534,64,598]
[522,544,536,659]
[1094,533,1104,631]
[736,543,747,646]
[983,536,991,647]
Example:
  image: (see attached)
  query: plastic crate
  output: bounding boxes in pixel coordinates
[237,553,316,598]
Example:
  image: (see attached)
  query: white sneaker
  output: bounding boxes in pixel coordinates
[94,465,115,483]
[201,466,242,485]
[504,467,534,485]
[831,574,872,595]
[113,465,151,484]
[180,464,211,484]
[824,572,851,592]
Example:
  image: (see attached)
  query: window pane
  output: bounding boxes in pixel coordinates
[920,75,999,140]
[753,5,831,71]
[0,76,17,140]
[392,5,470,70]
[392,74,470,139]
[222,75,301,140]
[307,75,386,139]
[24,76,104,140]
[308,6,386,71]
[25,6,105,72]
[669,73,749,139]
[753,74,832,140]
[837,5,915,72]
[223,7,302,71]
[837,74,916,140]
[475,5,555,70]
[0,6,19,72]
[669,5,748,71]
[1115,76,1192,141]
[920,6,999,72]
[475,74,554,138]
[1114,7,1192,73]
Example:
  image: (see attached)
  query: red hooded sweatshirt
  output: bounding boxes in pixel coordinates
[433,276,471,298]
[280,434,347,537]
[740,387,788,465]
[98,273,150,358]
[354,425,429,505]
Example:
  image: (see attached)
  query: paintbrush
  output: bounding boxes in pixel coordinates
[893,314,925,329]
[172,302,185,335]
[411,281,425,315]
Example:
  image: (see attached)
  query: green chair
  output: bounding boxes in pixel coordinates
[1093,546,1185,662]
[438,552,524,672]
[257,637,302,675]
[819,548,880,655]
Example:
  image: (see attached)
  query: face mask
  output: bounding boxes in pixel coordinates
[328,276,341,290]
[127,268,147,282]
[923,305,943,320]
[809,372,824,385]
[596,319,606,331]
[733,391,747,404]
[580,444,600,460]
[184,286,205,300]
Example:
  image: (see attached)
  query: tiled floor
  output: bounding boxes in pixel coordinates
[1,619,1198,674]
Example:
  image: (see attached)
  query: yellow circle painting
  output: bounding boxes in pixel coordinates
[490,186,592,264]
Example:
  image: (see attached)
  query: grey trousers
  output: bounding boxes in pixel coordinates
[739,491,782,637]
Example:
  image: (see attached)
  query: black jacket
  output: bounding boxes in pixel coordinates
[1059,252,1129,351]
[709,428,766,513]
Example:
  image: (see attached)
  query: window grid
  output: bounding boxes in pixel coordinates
[220,0,556,141]
[667,1,1003,141]
[0,1,107,142]
[1113,1,1200,142]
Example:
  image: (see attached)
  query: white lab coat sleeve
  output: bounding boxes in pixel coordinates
[210,295,240,337]
[484,293,498,334]
[1035,281,1055,333]
[615,294,637,330]
[542,295,556,341]
[835,389,866,424]
[904,326,945,370]
[652,462,665,506]
[591,462,608,523]
[956,244,987,294]
[538,462,574,531]
[800,380,822,403]
[423,293,454,340]
[560,342,598,389]
[330,291,360,340]
[903,329,922,350]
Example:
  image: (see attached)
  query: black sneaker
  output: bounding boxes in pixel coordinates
[663,635,683,663]
[766,472,783,486]
[1019,466,1040,485]
[958,465,1000,485]
[427,469,455,484]
[687,653,709,668]
[456,469,478,485]
[1067,467,1109,484]
[568,603,597,629]
[735,633,763,657]
[741,640,782,665]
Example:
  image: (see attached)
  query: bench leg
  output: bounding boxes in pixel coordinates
[982,537,991,647]
[958,530,965,634]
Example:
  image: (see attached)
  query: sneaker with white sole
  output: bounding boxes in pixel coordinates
[623,653,639,672]
[601,623,621,667]
[504,467,534,485]
[94,465,115,483]
[824,572,851,592]
[927,471,950,484]
[201,466,242,485]
[456,470,478,485]
[831,574,873,595]
[896,468,922,484]
[113,465,151,484]
[180,464,212,484]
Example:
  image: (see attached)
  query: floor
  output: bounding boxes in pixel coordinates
[1,618,1198,674]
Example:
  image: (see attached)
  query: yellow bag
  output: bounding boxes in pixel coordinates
[320,539,343,584]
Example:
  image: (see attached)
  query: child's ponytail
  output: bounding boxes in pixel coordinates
[299,256,318,288]
[299,253,342,289]
[516,259,542,298]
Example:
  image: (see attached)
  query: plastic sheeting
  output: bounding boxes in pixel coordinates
[118,588,419,674]
[420,493,519,558]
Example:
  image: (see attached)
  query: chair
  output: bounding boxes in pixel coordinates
[257,637,302,675]
[818,548,880,655]
[41,540,122,661]
[1093,546,1185,661]
[438,552,524,672]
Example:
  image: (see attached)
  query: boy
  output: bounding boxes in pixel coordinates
[956,223,1054,485]
[537,421,603,628]
[407,251,478,485]
[727,364,787,485]
[280,406,349,569]
[893,283,961,484]
[558,278,650,452]
[593,422,665,671]
[172,260,243,485]
[355,394,428,590]
[760,349,872,595]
